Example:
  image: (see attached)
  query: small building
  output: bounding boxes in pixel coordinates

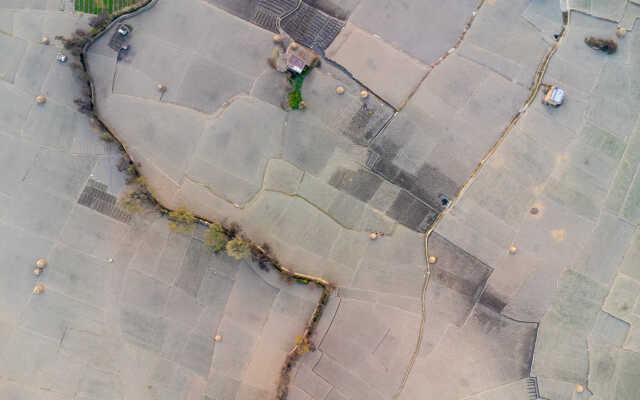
[287,55,306,73]
[285,42,318,74]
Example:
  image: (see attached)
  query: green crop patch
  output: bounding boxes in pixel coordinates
[74,0,138,14]
[287,67,310,110]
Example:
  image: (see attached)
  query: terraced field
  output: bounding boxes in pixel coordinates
[74,0,138,14]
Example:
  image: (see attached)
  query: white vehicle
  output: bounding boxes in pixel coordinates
[56,53,67,63]
[543,85,565,107]
[118,25,129,36]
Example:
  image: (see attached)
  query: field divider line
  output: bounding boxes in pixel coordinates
[392,8,569,400]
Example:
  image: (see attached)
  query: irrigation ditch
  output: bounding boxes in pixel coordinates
[74,1,334,399]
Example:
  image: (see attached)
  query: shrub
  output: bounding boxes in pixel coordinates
[227,222,240,238]
[117,154,132,172]
[295,335,310,355]
[168,206,195,233]
[226,237,250,260]
[118,189,142,214]
[55,30,89,56]
[204,222,229,252]
[73,97,93,115]
[251,243,273,270]
[117,176,155,214]
[74,28,89,38]
[89,10,112,32]
[134,177,154,200]
[584,36,617,54]
[99,132,114,142]
[124,166,138,184]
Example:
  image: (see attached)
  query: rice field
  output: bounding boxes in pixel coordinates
[74,0,139,14]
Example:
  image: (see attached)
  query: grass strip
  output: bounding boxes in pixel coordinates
[287,67,309,109]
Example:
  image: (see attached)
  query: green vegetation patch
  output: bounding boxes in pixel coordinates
[74,0,138,14]
[226,237,251,260]
[204,222,229,252]
[287,67,309,110]
[168,206,196,233]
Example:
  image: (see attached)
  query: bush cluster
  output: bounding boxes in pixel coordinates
[88,10,113,32]
[168,206,196,233]
[225,237,251,260]
[584,36,617,54]
[117,176,155,214]
[204,222,228,252]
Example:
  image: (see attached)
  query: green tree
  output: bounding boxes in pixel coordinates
[168,206,195,233]
[204,222,229,252]
[226,237,250,260]
[295,335,310,355]
[118,189,142,214]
